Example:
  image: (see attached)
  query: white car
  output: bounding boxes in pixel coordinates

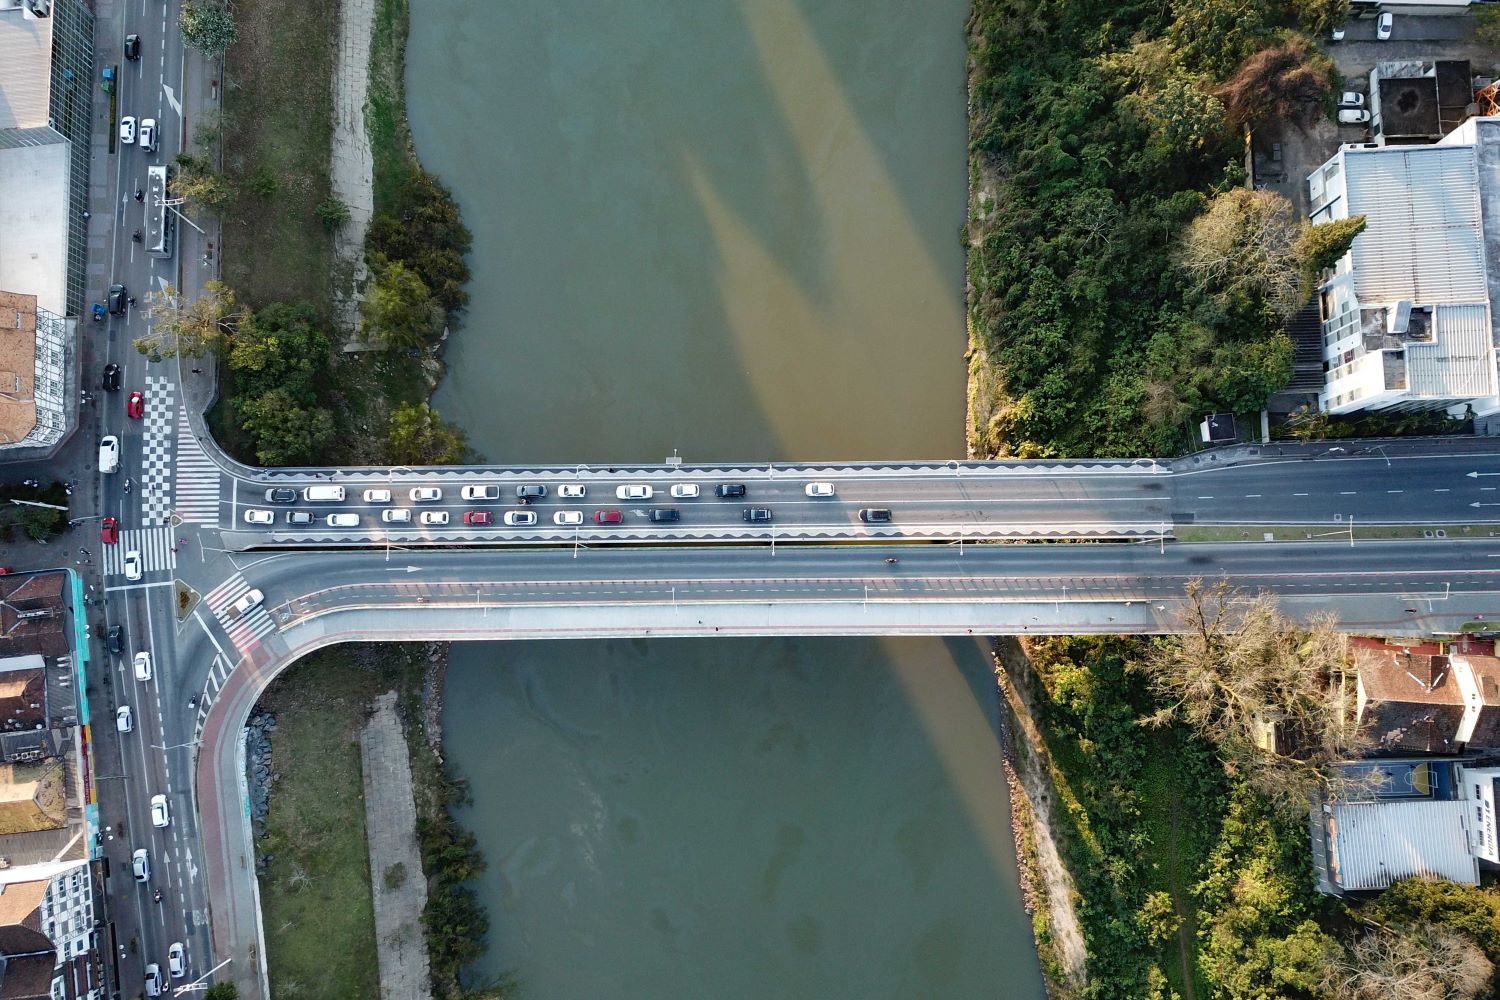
[326,513,359,527]
[132,848,150,882]
[144,963,161,998]
[617,484,653,500]
[805,482,836,497]
[133,651,152,682]
[409,487,442,502]
[116,705,133,733]
[119,115,136,145]
[230,589,264,617]
[461,485,500,501]
[1331,24,1345,42]
[558,484,586,499]
[167,942,185,978]
[419,510,449,526]
[99,435,121,474]
[670,483,700,498]
[150,794,169,828]
[381,508,411,523]
[243,508,274,525]
[1338,92,1364,108]
[553,510,584,526]
[363,488,392,504]
[1337,108,1371,125]
[1377,11,1392,40]
[139,117,157,153]
[123,550,142,582]
[504,510,537,526]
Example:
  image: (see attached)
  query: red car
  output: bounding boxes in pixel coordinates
[101,516,119,545]
[126,391,144,420]
[463,511,492,526]
[594,509,623,524]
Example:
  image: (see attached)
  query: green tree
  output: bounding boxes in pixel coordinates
[367,171,473,314]
[316,197,351,231]
[1182,188,1309,320]
[138,281,243,361]
[241,166,278,200]
[1295,215,1367,276]
[1290,0,1350,37]
[17,504,61,542]
[180,0,238,57]
[1477,4,1500,50]
[385,402,469,465]
[227,302,330,405]
[1166,0,1269,79]
[239,389,335,466]
[204,984,237,1000]
[360,259,440,350]
[172,153,235,210]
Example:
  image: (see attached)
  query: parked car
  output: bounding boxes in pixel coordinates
[167,942,185,978]
[326,513,360,527]
[150,794,170,828]
[116,705,133,733]
[133,651,152,682]
[124,33,140,59]
[1338,108,1371,125]
[462,485,500,501]
[102,363,121,392]
[381,508,411,523]
[1330,23,1345,42]
[1338,91,1365,108]
[859,508,892,523]
[617,484,653,500]
[1377,11,1393,40]
[409,487,442,502]
[144,964,161,998]
[265,488,296,504]
[594,509,622,524]
[559,484,586,499]
[107,625,124,655]
[123,549,142,582]
[363,488,392,504]
[670,483,700,498]
[286,511,314,526]
[503,510,537,526]
[132,848,150,882]
[139,117,157,153]
[805,482,835,497]
[119,115,136,145]
[649,508,680,523]
[714,483,746,498]
[101,516,119,545]
[743,508,772,523]
[419,510,449,526]
[516,485,547,499]
[243,509,274,525]
[554,510,584,526]
[463,511,493,526]
[108,284,128,315]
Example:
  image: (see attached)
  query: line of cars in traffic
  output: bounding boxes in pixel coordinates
[240,481,895,529]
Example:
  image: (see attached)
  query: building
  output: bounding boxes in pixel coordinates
[0,872,102,998]
[1306,116,1500,416]
[1367,60,1472,146]
[1353,638,1500,754]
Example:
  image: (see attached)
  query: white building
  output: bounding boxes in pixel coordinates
[1306,117,1500,416]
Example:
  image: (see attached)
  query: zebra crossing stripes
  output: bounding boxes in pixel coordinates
[104,527,176,578]
[174,409,221,523]
[203,574,277,655]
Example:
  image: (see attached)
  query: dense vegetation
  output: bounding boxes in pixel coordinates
[966,0,1348,458]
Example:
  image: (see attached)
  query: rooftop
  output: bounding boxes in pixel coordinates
[1324,798,1478,890]
[0,3,53,132]
[0,294,38,446]
[0,144,69,316]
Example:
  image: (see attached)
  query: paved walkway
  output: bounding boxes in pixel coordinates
[331,0,377,346]
[359,691,431,1000]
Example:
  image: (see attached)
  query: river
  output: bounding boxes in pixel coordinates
[406,1,1045,996]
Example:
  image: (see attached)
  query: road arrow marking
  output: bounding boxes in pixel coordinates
[1467,471,1500,478]
[1469,502,1500,507]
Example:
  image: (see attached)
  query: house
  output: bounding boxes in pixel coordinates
[1352,638,1500,754]
[1305,117,1500,417]
[1367,60,1471,146]
[0,873,101,999]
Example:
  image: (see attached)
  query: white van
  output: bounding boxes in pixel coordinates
[99,436,120,474]
[302,485,346,502]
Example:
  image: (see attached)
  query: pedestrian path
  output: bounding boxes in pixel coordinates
[103,527,177,578]
[140,376,177,525]
[202,573,276,656]
[173,409,222,523]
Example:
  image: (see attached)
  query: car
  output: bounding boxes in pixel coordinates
[1330,24,1345,42]
[133,651,152,682]
[715,483,746,498]
[363,488,392,504]
[1338,92,1365,108]
[670,483,700,498]
[243,509,274,525]
[743,508,772,523]
[554,510,584,526]
[558,484,586,499]
[144,963,161,998]
[649,508,680,523]
[150,794,169,828]
[167,942,185,978]
[463,511,493,526]
[326,513,360,527]
[119,115,136,145]
[123,550,142,582]
[102,363,121,392]
[461,485,500,501]
[381,508,411,523]
[1377,11,1393,40]
[99,435,121,473]
[116,705,133,733]
[503,510,537,526]
[419,510,449,526]
[132,849,150,882]
[286,510,314,526]
[859,508,892,523]
[265,488,297,504]
[516,485,547,499]
[107,625,124,655]
[230,589,264,617]
[409,487,442,502]
[594,509,622,524]
[805,482,836,497]
[1338,108,1371,125]
[101,516,118,545]
[139,117,157,153]
[617,484,653,500]
[107,284,128,315]
[124,33,140,59]
[125,392,144,423]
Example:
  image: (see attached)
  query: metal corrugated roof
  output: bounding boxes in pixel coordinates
[0,11,53,131]
[1327,799,1478,891]
[1346,146,1488,304]
[1406,303,1498,398]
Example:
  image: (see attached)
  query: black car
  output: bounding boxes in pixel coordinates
[124,34,140,60]
[516,485,547,499]
[743,508,772,523]
[287,511,314,526]
[649,508,680,523]
[714,483,746,498]
[107,284,127,316]
[264,488,296,504]
[101,363,121,392]
[859,508,892,523]
[106,625,123,655]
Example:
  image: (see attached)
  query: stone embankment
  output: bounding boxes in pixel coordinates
[245,708,278,865]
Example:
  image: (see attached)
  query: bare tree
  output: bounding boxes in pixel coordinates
[1215,38,1333,129]
[1321,922,1492,1000]
[137,280,244,361]
[1180,188,1309,319]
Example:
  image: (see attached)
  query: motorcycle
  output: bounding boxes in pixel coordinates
[884,557,898,564]
[131,230,142,243]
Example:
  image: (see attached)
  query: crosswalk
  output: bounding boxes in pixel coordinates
[202,573,277,656]
[140,376,177,525]
[103,527,176,579]
[173,409,221,523]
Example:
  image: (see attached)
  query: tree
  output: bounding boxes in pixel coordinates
[1134,580,1368,813]
[172,153,235,210]
[204,984,237,1000]
[180,0,238,57]
[138,281,244,360]
[1477,4,1500,50]
[360,259,440,351]
[239,389,334,466]
[1181,188,1309,320]
[316,197,351,231]
[1289,0,1350,37]
[1320,922,1492,1000]
[1295,215,1367,275]
[1215,39,1333,129]
[367,171,473,314]
[227,302,330,405]
[385,402,469,465]
[1166,0,1270,79]
[17,504,61,542]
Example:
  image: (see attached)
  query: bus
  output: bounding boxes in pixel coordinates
[145,164,175,260]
